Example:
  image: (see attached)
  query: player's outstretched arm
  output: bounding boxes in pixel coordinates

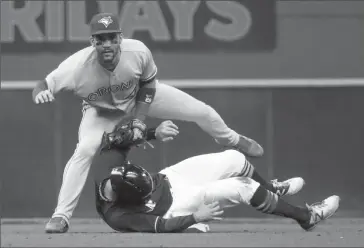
[32,53,78,105]
[106,211,198,233]
[104,201,223,233]
[32,80,55,104]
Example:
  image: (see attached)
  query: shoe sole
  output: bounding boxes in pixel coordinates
[45,228,69,234]
[45,224,69,234]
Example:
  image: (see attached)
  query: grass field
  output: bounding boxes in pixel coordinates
[2,218,364,247]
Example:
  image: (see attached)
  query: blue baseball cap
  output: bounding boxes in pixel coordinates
[90,13,122,35]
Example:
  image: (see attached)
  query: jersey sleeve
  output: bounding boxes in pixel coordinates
[45,57,77,94]
[140,44,157,83]
[105,207,197,233]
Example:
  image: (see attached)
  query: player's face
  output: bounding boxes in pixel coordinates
[92,33,121,64]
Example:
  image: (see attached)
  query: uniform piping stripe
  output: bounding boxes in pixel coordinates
[143,172,154,200]
[240,160,254,178]
[154,216,159,233]
[267,194,279,213]
[256,198,267,211]
[244,160,250,176]
[246,161,254,178]
[141,68,158,83]
[62,108,87,181]
[240,160,249,176]
[257,191,270,212]
[256,191,273,213]
[261,192,274,213]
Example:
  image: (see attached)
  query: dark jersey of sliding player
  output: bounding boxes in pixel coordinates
[95,172,199,233]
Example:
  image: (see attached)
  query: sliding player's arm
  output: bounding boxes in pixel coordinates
[106,211,197,233]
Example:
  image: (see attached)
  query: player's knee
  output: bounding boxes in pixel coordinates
[234,177,260,205]
[223,149,246,162]
[222,150,252,176]
[188,102,217,123]
[201,104,219,121]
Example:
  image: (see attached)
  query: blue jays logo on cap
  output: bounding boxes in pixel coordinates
[90,13,122,35]
[98,16,113,28]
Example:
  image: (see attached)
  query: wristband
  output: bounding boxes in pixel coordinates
[136,87,156,104]
[146,128,156,141]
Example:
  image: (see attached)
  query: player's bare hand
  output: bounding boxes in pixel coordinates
[155,120,179,142]
[193,201,224,223]
[35,90,55,104]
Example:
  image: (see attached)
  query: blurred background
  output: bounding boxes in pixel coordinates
[1,0,364,219]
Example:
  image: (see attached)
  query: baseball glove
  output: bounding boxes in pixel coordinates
[100,119,147,152]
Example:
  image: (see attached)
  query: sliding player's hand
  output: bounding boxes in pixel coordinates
[193,201,224,222]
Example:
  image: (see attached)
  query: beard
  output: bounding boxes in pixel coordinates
[97,47,121,71]
[101,50,116,63]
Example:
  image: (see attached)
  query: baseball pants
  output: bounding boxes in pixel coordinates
[52,82,240,222]
[160,150,260,220]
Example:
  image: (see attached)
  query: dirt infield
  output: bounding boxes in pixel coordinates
[2,218,364,247]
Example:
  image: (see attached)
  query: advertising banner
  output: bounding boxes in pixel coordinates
[1,0,276,53]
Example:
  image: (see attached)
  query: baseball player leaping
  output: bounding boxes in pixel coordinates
[32,13,263,234]
[94,120,340,233]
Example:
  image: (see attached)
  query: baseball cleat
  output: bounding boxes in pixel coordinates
[298,195,340,231]
[271,177,305,197]
[185,223,210,233]
[45,217,69,234]
[234,135,264,157]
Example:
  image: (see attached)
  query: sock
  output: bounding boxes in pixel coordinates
[251,170,276,193]
[250,185,310,222]
[239,160,276,193]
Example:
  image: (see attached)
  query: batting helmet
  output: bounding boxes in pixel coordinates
[109,163,154,205]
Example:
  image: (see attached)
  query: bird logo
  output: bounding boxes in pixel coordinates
[98,16,113,28]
